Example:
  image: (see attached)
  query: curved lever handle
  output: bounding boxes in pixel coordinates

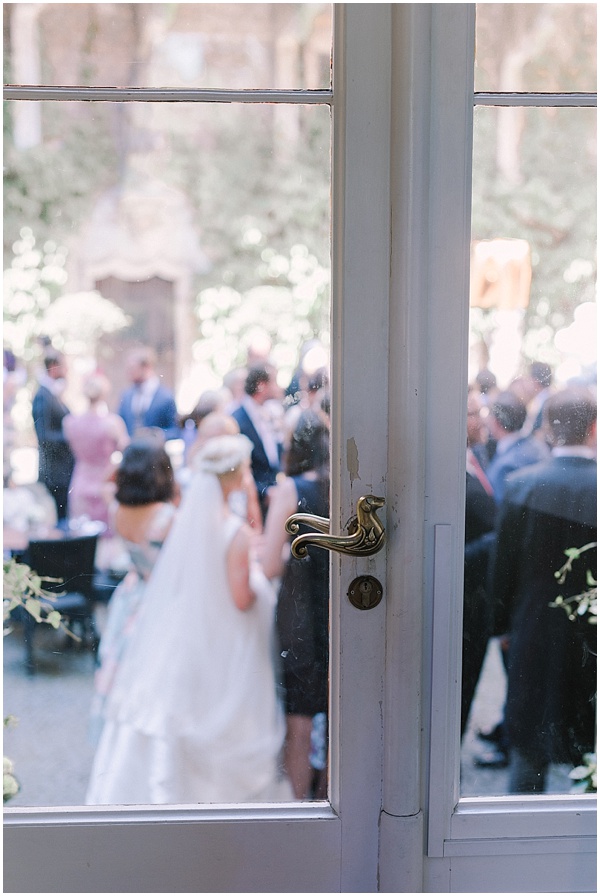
[285,495,386,559]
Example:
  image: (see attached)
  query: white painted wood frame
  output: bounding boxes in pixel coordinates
[4,5,389,892]
[3,5,596,892]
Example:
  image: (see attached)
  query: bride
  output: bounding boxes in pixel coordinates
[86,433,293,805]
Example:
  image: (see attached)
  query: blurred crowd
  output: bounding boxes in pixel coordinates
[3,342,596,801]
[462,362,596,793]
[4,337,331,804]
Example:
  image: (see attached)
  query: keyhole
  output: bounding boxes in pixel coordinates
[347,576,384,610]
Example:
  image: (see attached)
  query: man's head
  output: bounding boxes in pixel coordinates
[223,367,247,404]
[529,361,553,391]
[244,329,272,367]
[475,368,497,396]
[544,387,597,448]
[466,388,486,447]
[244,363,281,405]
[44,351,66,380]
[489,391,527,437]
[509,375,538,407]
[83,372,110,404]
[127,347,156,385]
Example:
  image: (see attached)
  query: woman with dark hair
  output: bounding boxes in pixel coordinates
[114,439,176,507]
[89,439,179,741]
[259,407,330,798]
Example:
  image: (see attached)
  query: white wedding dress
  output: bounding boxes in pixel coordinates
[86,461,292,805]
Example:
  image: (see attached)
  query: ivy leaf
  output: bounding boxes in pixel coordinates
[45,611,62,630]
[23,598,42,622]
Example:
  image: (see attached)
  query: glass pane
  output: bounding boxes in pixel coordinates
[3,97,331,807]
[4,2,332,90]
[475,3,597,93]
[462,104,597,796]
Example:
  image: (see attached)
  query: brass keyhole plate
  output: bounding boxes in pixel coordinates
[347,575,384,610]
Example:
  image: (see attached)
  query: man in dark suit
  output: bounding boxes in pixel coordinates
[32,350,75,524]
[462,388,497,737]
[118,347,180,441]
[489,387,597,793]
[485,390,550,503]
[473,389,550,766]
[524,361,555,439]
[231,363,283,519]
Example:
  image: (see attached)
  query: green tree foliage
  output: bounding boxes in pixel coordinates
[471,4,597,368]
[3,228,68,362]
[3,228,128,365]
[167,105,331,374]
[3,112,116,267]
[4,95,331,382]
[3,5,594,382]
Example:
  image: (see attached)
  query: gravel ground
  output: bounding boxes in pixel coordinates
[4,625,98,807]
[3,622,571,808]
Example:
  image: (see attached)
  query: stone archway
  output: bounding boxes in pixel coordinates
[76,177,210,405]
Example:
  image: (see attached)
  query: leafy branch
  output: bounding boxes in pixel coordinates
[549,542,597,794]
[3,558,76,803]
[550,542,597,624]
[569,752,597,794]
[3,557,63,634]
[3,717,19,803]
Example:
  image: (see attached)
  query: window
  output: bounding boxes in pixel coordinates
[4,2,333,810]
[462,2,596,798]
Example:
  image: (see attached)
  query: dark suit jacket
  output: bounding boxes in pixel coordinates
[32,385,75,490]
[118,385,180,440]
[486,435,550,502]
[489,455,597,764]
[462,471,497,734]
[231,404,281,514]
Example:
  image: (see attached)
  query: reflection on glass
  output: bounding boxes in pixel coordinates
[475,3,596,93]
[461,102,597,796]
[5,3,332,90]
[3,93,331,806]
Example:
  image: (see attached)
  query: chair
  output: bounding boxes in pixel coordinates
[19,533,101,674]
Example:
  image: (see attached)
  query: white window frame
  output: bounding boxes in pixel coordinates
[3,6,391,891]
[422,1,597,873]
[3,6,596,891]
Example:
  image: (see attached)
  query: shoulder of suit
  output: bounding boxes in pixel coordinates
[505,454,596,498]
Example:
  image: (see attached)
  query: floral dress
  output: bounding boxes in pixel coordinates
[89,503,176,743]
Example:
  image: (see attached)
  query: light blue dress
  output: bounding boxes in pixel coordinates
[89,503,177,743]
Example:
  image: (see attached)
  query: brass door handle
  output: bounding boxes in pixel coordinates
[285,495,386,559]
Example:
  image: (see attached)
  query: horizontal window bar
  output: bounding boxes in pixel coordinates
[2,86,333,104]
[474,92,596,108]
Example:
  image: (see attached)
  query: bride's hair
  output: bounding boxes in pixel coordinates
[196,433,253,476]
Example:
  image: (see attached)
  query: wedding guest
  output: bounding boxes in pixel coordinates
[489,388,597,792]
[63,372,129,532]
[260,409,330,798]
[232,363,284,519]
[31,350,75,525]
[118,347,179,441]
[89,439,179,742]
